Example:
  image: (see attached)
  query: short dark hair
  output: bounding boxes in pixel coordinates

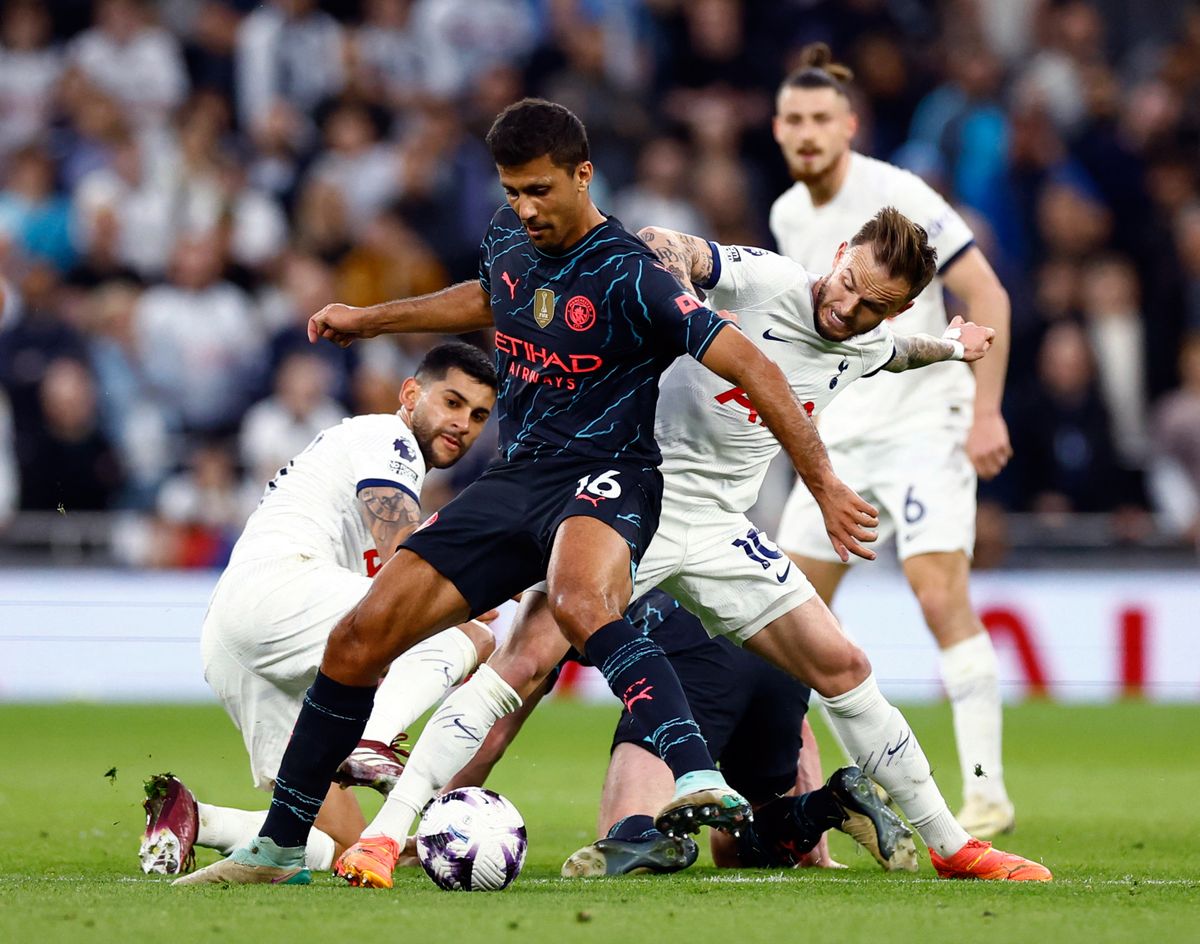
[485,98,589,170]
[849,207,938,303]
[778,42,854,101]
[416,342,497,391]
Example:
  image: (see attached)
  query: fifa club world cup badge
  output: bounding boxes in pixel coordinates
[533,288,556,328]
[565,295,596,331]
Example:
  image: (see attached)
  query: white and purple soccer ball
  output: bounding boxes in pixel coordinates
[416,787,527,891]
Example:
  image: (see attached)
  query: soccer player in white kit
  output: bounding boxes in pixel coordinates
[334,209,1051,885]
[769,45,1017,838]
[148,344,498,878]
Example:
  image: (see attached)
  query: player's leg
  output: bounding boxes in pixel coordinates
[744,600,1049,880]
[340,590,568,887]
[565,598,744,877]
[338,620,496,793]
[882,434,1012,834]
[550,511,749,835]
[561,743,698,877]
[179,472,533,886]
[901,551,1013,836]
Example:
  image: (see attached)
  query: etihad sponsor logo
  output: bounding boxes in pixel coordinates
[495,329,604,389]
[533,287,555,327]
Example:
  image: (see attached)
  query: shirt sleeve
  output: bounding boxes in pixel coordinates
[350,422,424,504]
[630,255,735,361]
[860,323,897,377]
[700,242,811,312]
[888,170,975,273]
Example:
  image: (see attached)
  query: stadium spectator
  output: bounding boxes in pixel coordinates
[261,250,357,406]
[296,101,404,253]
[66,0,188,130]
[612,136,708,237]
[133,232,263,437]
[238,351,344,487]
[85,279,170,508]
[235,0,345,147]
[1080,255,1149,466]
[18,356,122,511]
[154,439,256,568]
[0,1,63,158]
[0,144,76,272]
[1009,321,1128,514]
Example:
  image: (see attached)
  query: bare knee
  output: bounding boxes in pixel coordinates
[548,588,622,650]
[812,641,871,698]
[488,643,553,698]
[325,603,395,683]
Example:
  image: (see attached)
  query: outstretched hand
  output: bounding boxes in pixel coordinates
[815,479,878,562]
[944,315,994,362]
[308,303,373,348]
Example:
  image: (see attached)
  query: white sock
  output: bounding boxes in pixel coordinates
[940,632,1008,805]
[361,626,481,744]
[196,802,336,870]
[362,663,521,842]
[823,673,970,857]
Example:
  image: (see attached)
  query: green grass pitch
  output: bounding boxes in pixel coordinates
[1,700,1197,943]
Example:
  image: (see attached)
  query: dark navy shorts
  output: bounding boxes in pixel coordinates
[611,591,812,804]
[403,456,662,617]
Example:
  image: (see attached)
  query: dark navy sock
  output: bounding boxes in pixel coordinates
[259,671,376,849]
[736,788,848,866]
[607,814,662,842]
[583,618,715,780]
[797,786,846,832]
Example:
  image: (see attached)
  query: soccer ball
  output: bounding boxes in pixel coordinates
[415,787,527,891]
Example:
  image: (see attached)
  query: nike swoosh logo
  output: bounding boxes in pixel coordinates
[776,561,792,583]
[762,329,792,343]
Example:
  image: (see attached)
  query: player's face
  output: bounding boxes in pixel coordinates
[403,367,496,469]
[498,155,594,253]
[773,87,856,183]
[812,244,913,342]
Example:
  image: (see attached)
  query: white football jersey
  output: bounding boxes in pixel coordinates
[655,243,894,513]
[770,152,976,445]
[230,413,426,575]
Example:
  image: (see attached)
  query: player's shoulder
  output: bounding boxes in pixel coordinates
[848,152,945,207]
[770,182,813,222]
[335,412,414,444]
[482,204,525,247]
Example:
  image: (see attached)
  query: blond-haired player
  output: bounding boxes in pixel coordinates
[770,44,1015,836]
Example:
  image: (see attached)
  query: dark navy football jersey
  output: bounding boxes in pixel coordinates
[479,205,732,464]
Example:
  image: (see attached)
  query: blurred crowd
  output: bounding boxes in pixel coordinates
[0,0,1198,567]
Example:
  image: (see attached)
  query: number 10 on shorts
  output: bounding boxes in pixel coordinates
[575,470,622,507]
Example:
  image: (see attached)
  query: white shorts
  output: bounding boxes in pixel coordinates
[777,428,977,564]
[631,499,816,643]
[200,554,373,790]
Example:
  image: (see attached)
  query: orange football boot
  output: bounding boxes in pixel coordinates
[930,838,1052,881]
[335,835,402,889]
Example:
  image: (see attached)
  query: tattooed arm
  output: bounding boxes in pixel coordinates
[637,226,714,294]
[882,317,995,372]
[357,485,422,566]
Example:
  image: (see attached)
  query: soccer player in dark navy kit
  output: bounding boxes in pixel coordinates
[178,99,878,888]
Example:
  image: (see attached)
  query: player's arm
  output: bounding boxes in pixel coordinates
[882,316,994,372]
[637,226,713,295]
[356,485,423,566]
[308,281,493,348]
[700,326,879,561]
[941,247,1012,479]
